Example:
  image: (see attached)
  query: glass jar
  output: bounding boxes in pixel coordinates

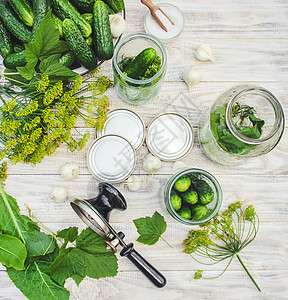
[198,85,285,165]
[112,33,167,105]
[164,168,222,226]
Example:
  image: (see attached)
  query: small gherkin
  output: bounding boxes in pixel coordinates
[182,189,198,205]
[174,175,191,192]
[192,205,207,220]
[170,191,182,211]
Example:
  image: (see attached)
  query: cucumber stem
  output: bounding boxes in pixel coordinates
[236,254,261,292]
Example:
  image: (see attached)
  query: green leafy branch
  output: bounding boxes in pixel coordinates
[183,201,261,292]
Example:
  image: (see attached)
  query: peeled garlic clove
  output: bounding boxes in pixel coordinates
[143,153,162,173]
[109,14,126,38]
[183,67,202,91]
[52,187,68,203]
[195,44,215,62]
[125,175,144,191]
[172,161,188,173]
[59,162,79,181]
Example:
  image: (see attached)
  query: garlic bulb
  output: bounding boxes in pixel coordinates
[172,161,188,173]
[195,44,215,62]
[59,162,79,181]
[143,154,161,173]
[109,14,126,38]
[183,67,202,91]
[125,175,144,191]
[52,187,68,203]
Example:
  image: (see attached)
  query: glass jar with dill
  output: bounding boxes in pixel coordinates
[198,85,285,165]
[112,33,167,105]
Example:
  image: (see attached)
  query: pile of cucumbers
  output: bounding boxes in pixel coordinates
[0,0,124,71]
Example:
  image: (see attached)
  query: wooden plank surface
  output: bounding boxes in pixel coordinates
[1,0,288,299]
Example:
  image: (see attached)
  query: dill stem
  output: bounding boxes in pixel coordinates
[236,254,261,292]
[160,236,173,248]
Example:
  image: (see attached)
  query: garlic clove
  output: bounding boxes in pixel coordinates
[52,186,68,203]
[195,44,215,62]
[109,14,126,38]
[59,162,79,181]
[172,161,188,173]
[125,175,144,191]
[142,153,162,173]
[183,67,202,91]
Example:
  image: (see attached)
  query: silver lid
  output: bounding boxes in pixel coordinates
[87,135,136,183]
[97,109,145,150]
[146,112,194,161]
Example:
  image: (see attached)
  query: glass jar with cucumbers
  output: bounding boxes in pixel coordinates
[112,33,167,105]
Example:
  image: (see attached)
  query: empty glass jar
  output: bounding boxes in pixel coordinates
[198,85,285,165]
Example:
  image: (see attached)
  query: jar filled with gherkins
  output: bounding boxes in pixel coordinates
[112,33,167,105]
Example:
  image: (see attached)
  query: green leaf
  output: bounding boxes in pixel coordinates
[57,227,78,243]
[48,228,118,285]
[0,184,56,257]
[39,54,62,73]
[17,63,36,81]
[133,211,167,245]
[0,233,27,270]
[48,248,86,285]
[7,261,70,300]
[27,11,68,60]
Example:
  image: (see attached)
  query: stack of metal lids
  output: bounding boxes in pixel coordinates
[87,109,194,183]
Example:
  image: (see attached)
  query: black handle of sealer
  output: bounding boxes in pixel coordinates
[120,243,166,288]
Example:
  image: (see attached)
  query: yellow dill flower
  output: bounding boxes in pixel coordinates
[77,132,90,150]
[29,128,42,141]
[86,102,94,113]
[0,162,8,184]
[48,128,63,141]
[19,134,29,143]
[67,138,78,152]
[2,98,17,112]
[0,120,21,137]
[71,75,83,93]
[22,141,36,156]
[15,101,38,117]
[65,115,77,129]
[23,116,41,131]
[36,73,49,92]
[60,90,73,102]
[0,150,8,160]
[5,139,17,150]
[43,80,63,106]
[85,116,96,127]
[56,104,66,116]
[46,141,60,155]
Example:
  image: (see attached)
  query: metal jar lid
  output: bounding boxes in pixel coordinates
[87,134,136,183]
[146,112,194,161]
[97,109,145,150]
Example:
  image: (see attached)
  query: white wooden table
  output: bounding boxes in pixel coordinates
[1,0,288,299]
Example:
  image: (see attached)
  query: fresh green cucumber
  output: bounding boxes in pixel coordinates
[125,48,157,80]
[103,0,124,13]
[52,0,92,37]
[13,44,25,53]
[3,51,27,69]
[93,1,114,61]
[70,0,95,12]
[0,1,32,43]
[59,51,76,67]
[52,14,63,37]
[85,36,93,47]
[7,0,34,27]
[63,18,97,70]
[82,13,93,25]
[0,20,13,57]
[31,0,51,39]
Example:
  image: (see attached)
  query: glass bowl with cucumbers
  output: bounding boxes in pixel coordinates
[112,32,167,105]
[164,168,223,225]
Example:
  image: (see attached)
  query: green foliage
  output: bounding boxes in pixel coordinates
[0,184,119,299]
[0,233,27,270]
[210,103,265,155]
[48,228,118,286]
[174,176,191,192]
[7,261,70,300]
[183,201,261,291]
[170,191,182,211]
[133,211,171,247]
